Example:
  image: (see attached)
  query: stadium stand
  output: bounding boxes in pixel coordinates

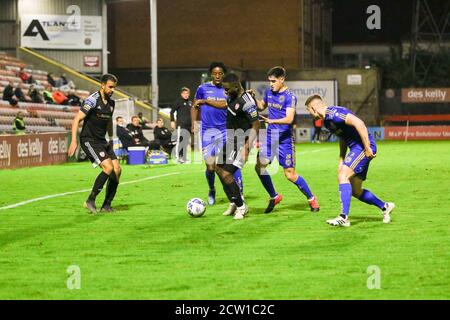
[0,52,84,134]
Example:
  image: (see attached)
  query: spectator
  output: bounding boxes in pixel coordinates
[67,89,82,106]
[52,89,68,105]
[137,112,153,129]
[116,116,134,149]
[43,85,55,104]
[60,73,68,86]
[14,86,31,102]
[126,115,158,149]
[2,81,16,104]
[312,117,323,143]
[46,73,56,87]
[18,67,33,84]
[28,85,43,103]
[13,111,26,135]
[170,87,193,162]
[153,118,176,155]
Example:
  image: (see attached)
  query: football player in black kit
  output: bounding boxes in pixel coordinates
[216,73,260,220]
[68,74,120,214]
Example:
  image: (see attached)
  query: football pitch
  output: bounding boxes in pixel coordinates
[0,141,449,300]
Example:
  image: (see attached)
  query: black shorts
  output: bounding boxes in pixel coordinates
[216,139,246,174]
[80,139,117,167]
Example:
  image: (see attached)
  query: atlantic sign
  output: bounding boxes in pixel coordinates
[21,14,102,49]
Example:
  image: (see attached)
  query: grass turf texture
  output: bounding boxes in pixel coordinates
[0,141,449,299]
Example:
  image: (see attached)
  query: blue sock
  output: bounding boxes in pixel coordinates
[233,169,244,193]
[293,175,314,199]
[339,183,352,216]
[256,168,277,198]
[358,189,385,210]
[205,170,215,190]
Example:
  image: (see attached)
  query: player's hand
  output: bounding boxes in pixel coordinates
[338,159,345,173]
[68,141,77,157]
[364,147,376,159]
[170,121,176,130]
[246,89,256,99]
[192,99,204,109]
[259,115,271,124]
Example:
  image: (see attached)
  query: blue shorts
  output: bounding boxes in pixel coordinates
[344,141,377,180]
[258,130,295,169]
[201,127,226,160]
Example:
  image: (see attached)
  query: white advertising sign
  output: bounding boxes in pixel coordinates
[248,80,338,115]
[21,14,102,49]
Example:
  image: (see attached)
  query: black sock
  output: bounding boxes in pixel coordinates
[88,171,110,201]
[103,171,119,207]
[225,181,243,207]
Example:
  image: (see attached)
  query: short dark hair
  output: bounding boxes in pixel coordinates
[181,87,190,92]
[209,62,227,74]
[305,94,323,106]
[131,115,139,121]
[101,73,118,84]
[222,73,240,85]
[116,116,123,122]
[267,66,286,78]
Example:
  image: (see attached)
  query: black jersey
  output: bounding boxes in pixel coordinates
[170,98,192,128]
[226,91,259,133]
[80,91,115,142]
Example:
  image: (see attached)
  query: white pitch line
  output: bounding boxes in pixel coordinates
[0,172,180,211]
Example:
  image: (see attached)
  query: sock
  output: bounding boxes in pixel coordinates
[339,183,352,216]
[256,168,277,198]
[205,170,215,191]
[358,189,385,210]
[103,171,119,207]
[293,175,314,199]
[233,169,244,193]
[225,181,244,207]
[88,171,110,201]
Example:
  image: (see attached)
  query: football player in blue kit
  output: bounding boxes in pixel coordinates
[191,62,243,205]
[305,94,395,227]
[253,67,320,213]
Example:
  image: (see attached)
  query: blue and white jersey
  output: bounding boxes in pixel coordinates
[195,82,227,131]
[324,106,375,148]
[264,88,296,134]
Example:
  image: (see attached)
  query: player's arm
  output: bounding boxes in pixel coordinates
[345,114,375,159]
[191,103,199,133]
[199,98,227,109]
[107,118,114,145]
[68,110,87,157]
[338,138,347,171]
[170,102,178,130]
[261,107,294,125]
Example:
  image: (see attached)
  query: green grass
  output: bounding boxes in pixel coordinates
[0,141,449,299]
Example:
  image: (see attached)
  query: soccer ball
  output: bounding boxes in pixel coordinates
[186,198,206,217]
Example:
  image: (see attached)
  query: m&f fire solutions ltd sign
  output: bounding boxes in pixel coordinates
[21,14,102,49]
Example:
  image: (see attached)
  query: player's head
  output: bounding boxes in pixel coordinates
[267,66,286,92]
[305,95,327,119]
[156,118,164,128]
[100,73,118,97]
[116,116,125,126]
[209,62,227,86]
[131,115,140,126]
[222,73,241,99]
[180,87,190,100]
